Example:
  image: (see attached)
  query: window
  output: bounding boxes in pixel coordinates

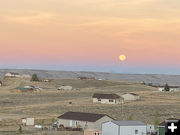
[109,99,114,102]
[135,130,138,134]
[98,98,101,102]
[95,132,100,135]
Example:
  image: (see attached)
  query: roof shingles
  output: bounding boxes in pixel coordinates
[58,112,109,122]
[112,120,146,126]
[92,93,121,99]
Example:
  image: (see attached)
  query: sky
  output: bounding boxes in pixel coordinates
[0,0,180,74]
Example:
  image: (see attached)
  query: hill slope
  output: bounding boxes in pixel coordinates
[0,69,180,85]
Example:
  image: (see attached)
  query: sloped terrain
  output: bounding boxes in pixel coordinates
[1,69,180,85]
[0,77,180,135]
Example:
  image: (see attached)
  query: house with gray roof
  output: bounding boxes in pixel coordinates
[102,120,147,135]
[92,93,124,104]
[57,111,114,130]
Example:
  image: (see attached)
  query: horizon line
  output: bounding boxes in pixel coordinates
[0,68,180,76]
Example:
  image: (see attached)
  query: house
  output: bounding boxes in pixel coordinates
[156,86,180,92]
[0,81,2,86]
[92,93,124,104]
[84,129,102,135]
[77,77,95,80]
[57,111,114,130]
[43,79,50,82]
[22,118,34,126]
[5,72,20,78]
[102,120,147,135]
[158,118,180,135]
[121,93,140,101]
[58,86,73,90]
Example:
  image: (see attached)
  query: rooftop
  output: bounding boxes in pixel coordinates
[58,111,111,122]
[112,120,146,126]
[123,93,139,96]
[159,118,180,126]
[92,93,121,99]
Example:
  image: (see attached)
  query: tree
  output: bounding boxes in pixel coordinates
[164,83,170,91]
[154,111,160,130]
[128,114,133,120]
[18,125,22,133]
[148,83,153,86]
[31,74,39,82]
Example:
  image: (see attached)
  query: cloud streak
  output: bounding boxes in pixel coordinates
[1,12,56,25]
[0,0,180,72]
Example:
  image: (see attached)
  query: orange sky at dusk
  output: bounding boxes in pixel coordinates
[0,0,180,73]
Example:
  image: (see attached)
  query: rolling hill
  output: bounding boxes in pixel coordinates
[0,69,180,85]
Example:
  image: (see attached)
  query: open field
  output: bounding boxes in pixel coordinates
[0,77,180,134]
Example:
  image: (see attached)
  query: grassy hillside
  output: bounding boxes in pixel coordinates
[0,77,180,135]
[1,69,180,85]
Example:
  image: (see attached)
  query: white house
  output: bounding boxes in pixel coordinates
[58,86,73,90]
[102,120,147,135]
[121,93,140,101]
[22,118,35,126]
[5,72,20,78]
[92,93,124,104]
[157,86,180,92]
[57,111,114,130]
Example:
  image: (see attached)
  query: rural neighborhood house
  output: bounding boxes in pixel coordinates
[102,120,147,135]
[157,86,180,92]
[5,72,20,78]
[58,86,73,90]
[121,93,140,101]
[92,93,124,104]
[22,118,35,126]
[57,111,113,130]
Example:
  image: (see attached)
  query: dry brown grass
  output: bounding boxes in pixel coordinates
[0,78,180,134]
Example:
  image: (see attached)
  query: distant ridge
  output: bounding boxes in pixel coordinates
[0,69,180,85]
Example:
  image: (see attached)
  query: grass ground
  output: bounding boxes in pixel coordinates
[0,77,180,135]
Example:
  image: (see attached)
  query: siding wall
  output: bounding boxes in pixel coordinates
[122,94,140,101]
[58,116,113,130]
[102,122,119,135]
[94,116,114,130]
[120,126,147,135]
[84,130,102,135]
[58,119,94,129]
[93,98,123,104]
[102,122,147,135]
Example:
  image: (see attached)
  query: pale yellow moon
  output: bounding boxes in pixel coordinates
[119,54,126,61]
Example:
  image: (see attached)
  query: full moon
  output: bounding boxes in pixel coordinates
[119,54,126,61]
